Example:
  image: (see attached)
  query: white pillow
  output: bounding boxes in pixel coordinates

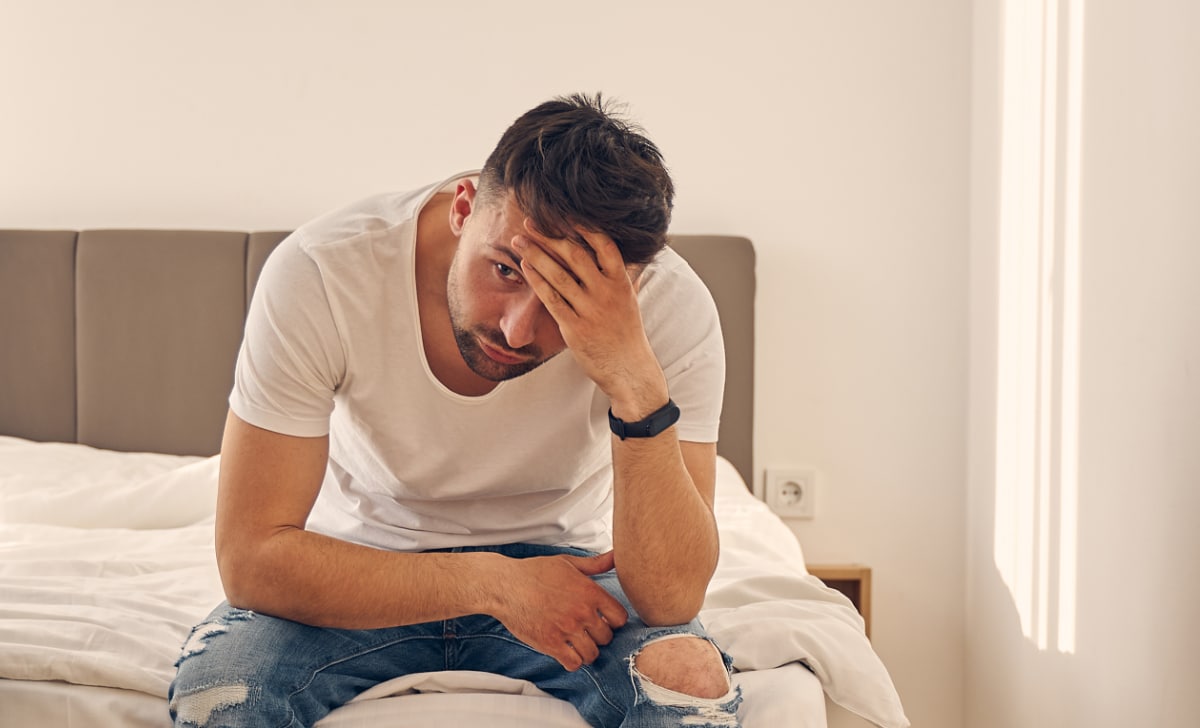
[0,436,217,528]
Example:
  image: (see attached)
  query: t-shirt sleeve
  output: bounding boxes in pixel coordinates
[229,234,346,437]
[640,255,726,444]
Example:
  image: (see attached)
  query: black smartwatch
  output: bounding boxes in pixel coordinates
[608,399,681,440]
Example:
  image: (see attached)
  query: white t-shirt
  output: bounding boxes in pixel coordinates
[230,172,725,552]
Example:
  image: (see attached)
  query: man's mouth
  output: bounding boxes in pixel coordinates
[477,337,531,365]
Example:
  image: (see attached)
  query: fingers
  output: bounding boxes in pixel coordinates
[502,552,631,672]
[557,645,585,672]
[514,220,629,309]
[517,256,576,321]
[563,552,628,630]
[570,636,601,666]
[585,615,615,646]
[569,551,615,575]
[547,621,600,671]
[557,618,609,671]
[553,555,627,670]
[520,218,609,278]
[573,227,628,279]
[598,599,629,630]
[520,221,624,276]
[514,240,583,318]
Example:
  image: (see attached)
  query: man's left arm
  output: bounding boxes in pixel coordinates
[514,223,720,626]
[610,434,719,625]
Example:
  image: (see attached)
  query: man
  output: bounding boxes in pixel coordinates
[170,94,739,728]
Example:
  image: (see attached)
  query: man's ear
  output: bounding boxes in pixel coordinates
[448,179,478,236]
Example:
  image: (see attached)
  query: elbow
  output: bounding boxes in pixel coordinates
[616,550,717,627]
[639,604,705,628]
[215,537,269,611]
[628,587,708,627]
[215,550,252,609]
[637,599,706,628]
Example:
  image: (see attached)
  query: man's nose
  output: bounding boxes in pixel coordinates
[499,293,543,350]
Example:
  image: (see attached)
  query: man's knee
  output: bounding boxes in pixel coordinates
[171,684,253,726]
[631,634,732,700]
[171,608,265,726]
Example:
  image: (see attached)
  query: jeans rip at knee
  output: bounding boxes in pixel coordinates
[626,631,742,727]
[171,609,261,726]
[176,608,256,666]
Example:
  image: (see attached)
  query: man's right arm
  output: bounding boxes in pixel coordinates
[214,410,626,670]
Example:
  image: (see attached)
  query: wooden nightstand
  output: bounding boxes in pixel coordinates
[807,564,872,638]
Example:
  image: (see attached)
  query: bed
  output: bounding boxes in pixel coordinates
[0,229,908,728]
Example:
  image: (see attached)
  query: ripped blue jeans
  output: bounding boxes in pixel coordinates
[170,544,741,728]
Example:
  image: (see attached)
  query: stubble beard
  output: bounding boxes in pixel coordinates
[450,321,546,382]
[445,273,547,382]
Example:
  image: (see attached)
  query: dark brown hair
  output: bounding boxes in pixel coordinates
[478,93,674,266]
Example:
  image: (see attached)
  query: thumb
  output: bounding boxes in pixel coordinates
[568,550,615,576]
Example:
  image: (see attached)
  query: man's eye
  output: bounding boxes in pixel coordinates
[496,263,520,281]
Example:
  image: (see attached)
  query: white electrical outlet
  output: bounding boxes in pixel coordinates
[763,468,817,519]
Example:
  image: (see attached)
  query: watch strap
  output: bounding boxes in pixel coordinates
[608,399,681,440]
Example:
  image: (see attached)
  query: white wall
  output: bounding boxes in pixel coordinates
[2,2,971,726]
[968,1,1200,726]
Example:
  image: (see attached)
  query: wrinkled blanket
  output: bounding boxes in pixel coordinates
[0,436,908,727]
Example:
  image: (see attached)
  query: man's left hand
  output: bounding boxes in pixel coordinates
[513,221,667,415]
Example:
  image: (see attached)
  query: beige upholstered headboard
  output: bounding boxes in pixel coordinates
[0,230,755,485]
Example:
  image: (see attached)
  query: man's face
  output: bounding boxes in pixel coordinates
[445,189,568,382]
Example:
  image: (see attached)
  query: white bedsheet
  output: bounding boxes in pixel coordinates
[0,436,907,727]
[0,666,827,728]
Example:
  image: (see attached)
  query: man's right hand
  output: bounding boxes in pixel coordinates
[491,551,628,671]
[216,409,628,661]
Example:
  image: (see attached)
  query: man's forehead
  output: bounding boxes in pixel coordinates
[485,240,642,278]
[486,192,631,269]
[482,185,656,277]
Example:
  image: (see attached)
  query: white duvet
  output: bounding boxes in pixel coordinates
[0,436,907,727]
